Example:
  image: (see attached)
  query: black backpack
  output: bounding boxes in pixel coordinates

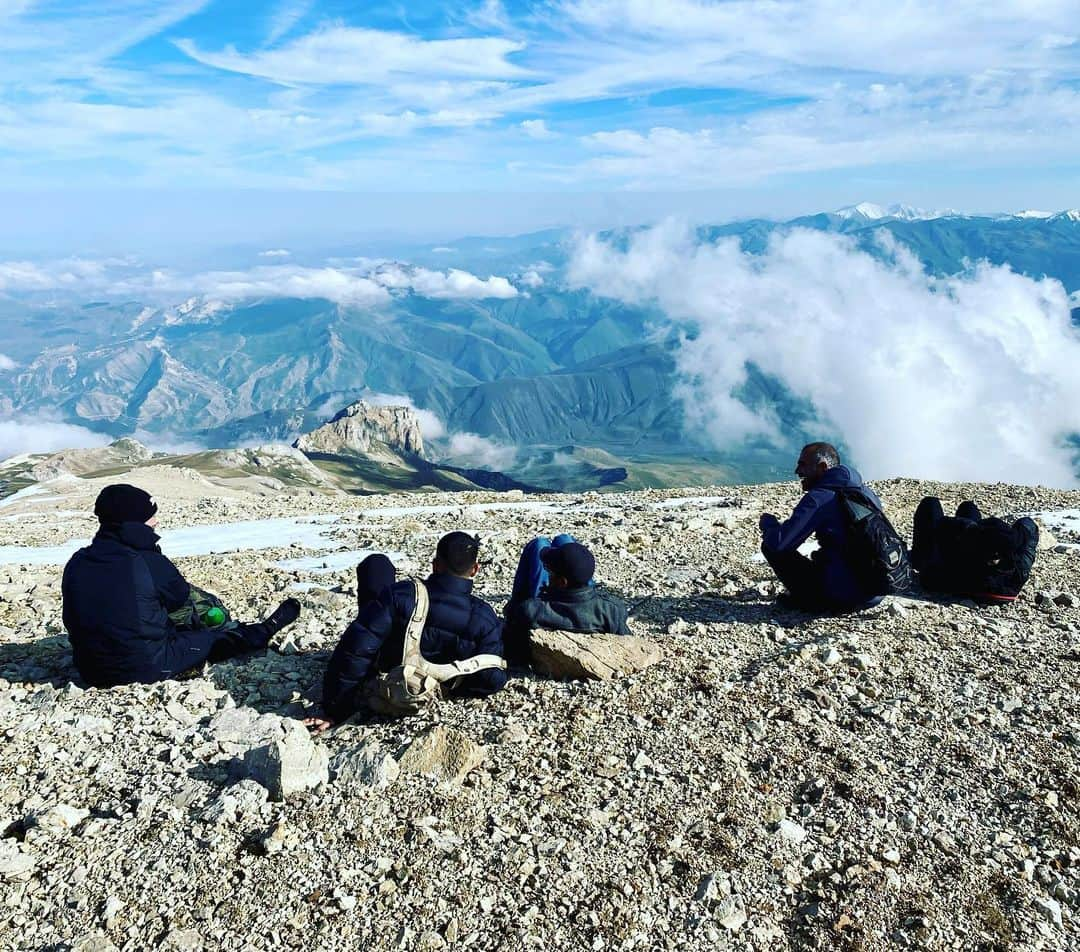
[835,488,913,596]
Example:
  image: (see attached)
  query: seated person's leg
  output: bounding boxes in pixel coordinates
[510,536,552,604]
[911,496,944,570]
[761,545,826,609]
[164,597,300,677]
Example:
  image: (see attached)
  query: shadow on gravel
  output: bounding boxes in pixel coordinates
[200,647,327,720]
[0,635,80,686]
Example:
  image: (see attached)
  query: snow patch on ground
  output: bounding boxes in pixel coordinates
[0,515,346,565]
[1033,509,1080,548]
[0,486,53,508]
[275,549,408,574]
[649,496,739,510]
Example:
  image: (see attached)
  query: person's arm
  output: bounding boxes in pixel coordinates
[456,612,508,696]
[322,599,394,724]
[760,492,825,554]
[142,552,191,612]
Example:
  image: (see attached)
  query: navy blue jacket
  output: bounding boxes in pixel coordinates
[323,573,507,722]
[760,466,884,606]
[62,522,231,687]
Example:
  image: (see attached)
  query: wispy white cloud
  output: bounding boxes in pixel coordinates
[0,1,1077,206]
[258,249,292,258]
[0,256,520,304]
[444,431,518,470]
[0,1,213,81]
[176,25,530,86]
[372,264,519,300]
[521,118,554,139]
[0,353,17,371]
[264,0,315,47]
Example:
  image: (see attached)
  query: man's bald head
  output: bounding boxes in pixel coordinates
[795,442,840,491]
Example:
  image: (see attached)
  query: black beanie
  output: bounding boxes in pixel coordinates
[94,484,158,524]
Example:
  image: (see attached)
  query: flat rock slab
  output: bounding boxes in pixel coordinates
[397,725,485,784]
[530,630,662,680]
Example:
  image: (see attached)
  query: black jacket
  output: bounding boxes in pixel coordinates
[917,516,1039,601]
[62,522,222,686]
[323,573,507,723]
[504,585,631,661]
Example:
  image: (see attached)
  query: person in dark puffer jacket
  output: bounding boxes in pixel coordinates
[62,484,301,687]
[759,442,886,613]
[504,541,630,664]
[314,532,506,728]
[910,497,1038,603]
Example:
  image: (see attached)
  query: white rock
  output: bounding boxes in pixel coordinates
[0,840,36,880]
[242,721,329,800]
[778,820,807,844]
[1034,896,1063,928]
[331,740,400,791]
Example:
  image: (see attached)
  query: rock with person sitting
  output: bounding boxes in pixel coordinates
[503,536,630,664]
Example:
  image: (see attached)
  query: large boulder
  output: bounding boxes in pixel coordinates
[530,630,662,680]
[241,721,329,800]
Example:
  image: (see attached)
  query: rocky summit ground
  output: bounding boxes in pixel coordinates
[0,475,1078,952]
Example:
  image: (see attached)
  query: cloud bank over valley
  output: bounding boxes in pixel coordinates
[568,223,1080,486]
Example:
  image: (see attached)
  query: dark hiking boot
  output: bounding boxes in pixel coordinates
[264,597,301,634]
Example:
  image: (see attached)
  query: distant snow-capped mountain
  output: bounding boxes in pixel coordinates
[832,203,960,222]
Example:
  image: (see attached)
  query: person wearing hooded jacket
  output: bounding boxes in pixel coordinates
[62,484,301,687]
[313,531,506,729]
[504,539,630,664]
[758,442,886,612]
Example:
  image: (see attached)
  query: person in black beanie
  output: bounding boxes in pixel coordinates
[62,484,302,687]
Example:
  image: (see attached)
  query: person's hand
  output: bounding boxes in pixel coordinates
[303,716,334,734]
[759,513,777,532]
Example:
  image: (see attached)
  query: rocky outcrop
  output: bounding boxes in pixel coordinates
[293,401,425,461]
[529,629,662,680]
[29,438,154,481]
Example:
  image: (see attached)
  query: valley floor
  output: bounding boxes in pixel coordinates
[0,478,1077,951]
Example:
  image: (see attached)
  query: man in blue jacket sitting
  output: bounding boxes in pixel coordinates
[758,442,884,613]
[62,484,301,687]
[315,531,507,728]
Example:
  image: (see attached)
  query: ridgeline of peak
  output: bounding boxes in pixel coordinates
[292,401,425,462]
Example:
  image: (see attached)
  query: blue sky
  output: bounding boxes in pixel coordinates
[0,0,1078,248]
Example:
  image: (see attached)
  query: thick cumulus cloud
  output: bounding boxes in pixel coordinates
[0,418,111,461]
[372,264,518,300]
[568,222,1080,486]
